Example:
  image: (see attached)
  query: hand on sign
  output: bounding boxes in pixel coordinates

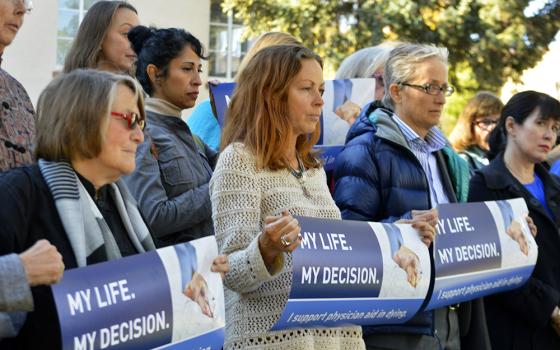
[258,211,302,269]
[184,272,213,318]
[211,255,229,279]
[411,208,439,228]
[397,208,437,247]
[335,100,361,125]
[393,245,421,288]
[525,215,537,237]
[20,239,65,286]
[507,219,529,256]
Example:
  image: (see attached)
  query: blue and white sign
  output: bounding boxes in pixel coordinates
[426,198,537,310]
[271,216,432,330]
[52,236,225,350]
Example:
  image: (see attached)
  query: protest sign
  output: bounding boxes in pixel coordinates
[52,236,225,350]
[271,216,431,330]
[426,198,537,310]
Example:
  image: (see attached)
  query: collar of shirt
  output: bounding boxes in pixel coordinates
[391,113,447,153]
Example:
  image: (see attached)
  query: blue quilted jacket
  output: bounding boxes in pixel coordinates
[333,101,469,336]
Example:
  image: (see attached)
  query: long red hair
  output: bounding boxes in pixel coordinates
[221,44,323,170]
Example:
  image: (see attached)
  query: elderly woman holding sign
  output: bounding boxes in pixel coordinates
[468,90,560,349]
[0,70,153,349]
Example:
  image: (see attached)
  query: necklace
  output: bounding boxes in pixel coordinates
[288,155,311,198]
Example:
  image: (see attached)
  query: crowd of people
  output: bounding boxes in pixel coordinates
[1,1,560,349]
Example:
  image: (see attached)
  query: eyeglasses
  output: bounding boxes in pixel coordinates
[111,111,145,130]
[474,118,498,131]
[372,72,384,88]
[11,0,32,13]
[399,82,455,97]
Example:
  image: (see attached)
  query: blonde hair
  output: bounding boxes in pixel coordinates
[63,1,137,73]
[449,91,503,151]
[222,45,322,170]
[35,69,145,161]
[234,32,301,81]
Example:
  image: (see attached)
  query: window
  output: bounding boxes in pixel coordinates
[57,0,99,67]
[208,0,249,80]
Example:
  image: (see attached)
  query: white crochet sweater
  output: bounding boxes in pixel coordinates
[210,143,365,350]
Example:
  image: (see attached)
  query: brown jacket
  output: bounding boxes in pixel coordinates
[0,66,35,171]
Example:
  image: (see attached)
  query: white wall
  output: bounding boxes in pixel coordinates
[2,0,211,112]
[3,0,58,106]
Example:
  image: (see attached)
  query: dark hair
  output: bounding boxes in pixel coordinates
[128,25,206,95]
[488,90,560,159]
[63,1,137,73]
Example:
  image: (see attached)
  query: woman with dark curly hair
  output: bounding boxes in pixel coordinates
[124,26,217,246]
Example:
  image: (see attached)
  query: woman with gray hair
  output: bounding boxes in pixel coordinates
[0,69,154,349]
[334,43,489,349]
[332,44,396,125]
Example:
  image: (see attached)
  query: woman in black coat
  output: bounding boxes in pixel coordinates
[468,90,560,349]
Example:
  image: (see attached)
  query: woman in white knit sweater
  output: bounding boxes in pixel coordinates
[209,44,366,349]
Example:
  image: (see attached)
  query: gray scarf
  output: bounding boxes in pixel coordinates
[38,159,155,267]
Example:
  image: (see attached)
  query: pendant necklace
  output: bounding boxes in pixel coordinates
[288,155,311,198]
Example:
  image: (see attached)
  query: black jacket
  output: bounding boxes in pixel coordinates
[469,154,560,350]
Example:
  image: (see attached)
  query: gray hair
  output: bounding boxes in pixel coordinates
[35,69,144,161]
[382,43,449,109]
[335,42,398,79]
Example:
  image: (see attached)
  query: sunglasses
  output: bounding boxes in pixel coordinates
[111,111,145,130]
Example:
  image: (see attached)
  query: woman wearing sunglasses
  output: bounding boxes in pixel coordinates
[124,26,217,246]
[0,69,155,349]
[449,92,503,172]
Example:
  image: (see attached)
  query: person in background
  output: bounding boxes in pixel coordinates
[334,43,489,350]
[187,31,301,151]
[469,90,560,349]
[62,0,139,74]
[333,43,397,125]
[0,69,155,349]
[211,43,366,349]
[449,91,503,172]
[0,0,34,171]
[125,26,216,246]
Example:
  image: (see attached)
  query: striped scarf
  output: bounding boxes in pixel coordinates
[38,159,155,267]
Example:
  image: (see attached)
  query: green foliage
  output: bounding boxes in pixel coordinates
[223,0,560,128]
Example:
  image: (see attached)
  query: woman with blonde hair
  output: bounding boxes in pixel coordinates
[63,0,139,73]
[210,44,365,349]
[449,91,503,171]
[187,32,301,150]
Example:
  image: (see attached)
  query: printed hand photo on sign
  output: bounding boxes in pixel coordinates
[497,200,530,256]
[184,272,214,318]
[393,245,421,288]
[384,224,422,288]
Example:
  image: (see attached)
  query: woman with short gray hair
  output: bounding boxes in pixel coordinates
[335,42,490,350]
[0,69,154,349]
